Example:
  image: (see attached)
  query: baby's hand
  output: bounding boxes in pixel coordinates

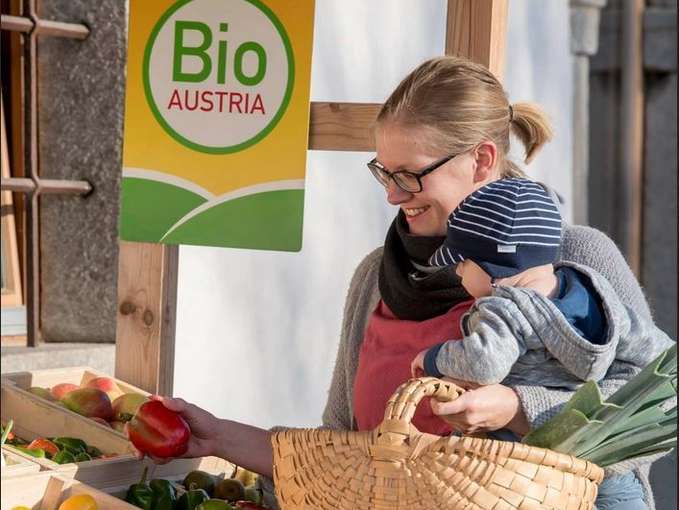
[410,349,429,378]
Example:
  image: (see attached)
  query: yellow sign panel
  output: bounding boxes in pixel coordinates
[121,0,315,251]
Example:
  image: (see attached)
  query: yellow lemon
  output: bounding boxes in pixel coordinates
[57,494,97,510]
[11,506,32,510]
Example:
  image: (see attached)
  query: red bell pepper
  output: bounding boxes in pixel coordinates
[127,400,190,458]
[27,438,60,457]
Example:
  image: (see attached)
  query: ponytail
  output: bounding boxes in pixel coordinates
[509,102,554,164]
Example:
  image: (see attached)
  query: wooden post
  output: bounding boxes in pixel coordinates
[114,3,508,394]
[446,0,508,78]
[115,241,177,395]
[619,0,645,276]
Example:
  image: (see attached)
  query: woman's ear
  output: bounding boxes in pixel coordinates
[472,141,498,184]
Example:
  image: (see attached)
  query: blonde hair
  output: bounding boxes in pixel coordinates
[376,56,553,177]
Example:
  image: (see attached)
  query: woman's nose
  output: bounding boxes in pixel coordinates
[386,180,412,205]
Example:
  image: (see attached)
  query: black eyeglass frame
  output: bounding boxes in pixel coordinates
[366,152,461,193]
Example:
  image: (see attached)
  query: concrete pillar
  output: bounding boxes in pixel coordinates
[38,1,127,342]
[570,0,607,225]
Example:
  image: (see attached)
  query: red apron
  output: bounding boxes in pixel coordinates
[353,299,473,435]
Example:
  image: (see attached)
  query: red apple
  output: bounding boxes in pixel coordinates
[28,387,55,401]
[84,377,122,400]
[61,388,114,420]
[50,383,79,400]
[112,393,148,422]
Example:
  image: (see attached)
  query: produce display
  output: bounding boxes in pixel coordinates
[0,420,114,464]
[3,370,257,510]
[124,467,269,510]
[26,376,149,431]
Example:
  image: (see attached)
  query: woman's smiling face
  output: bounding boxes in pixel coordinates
[374,123,479,237]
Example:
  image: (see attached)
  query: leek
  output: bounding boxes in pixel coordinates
[523,344,677,467]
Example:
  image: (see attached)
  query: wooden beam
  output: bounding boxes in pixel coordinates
[619,0,644,276]
[308,102,380,152]
[114,241,177,395]
[446,0,508,78]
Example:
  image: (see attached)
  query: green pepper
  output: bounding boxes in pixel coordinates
[51,437,87,454]
[150,479,176,498]
[52,450,76,464]
[126,467,154,510]
[177,489,208,510]
[14,446,45,458]
[74,451,92,462]
[150,479,177,510]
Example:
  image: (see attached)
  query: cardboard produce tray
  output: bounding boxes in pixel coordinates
[1,471,137,510]
[1,445,41,478]
[1,367,234,490]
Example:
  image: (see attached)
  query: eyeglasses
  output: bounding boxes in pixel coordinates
[366,152,460,193]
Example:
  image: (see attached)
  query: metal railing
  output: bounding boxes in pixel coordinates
[0,1,91,347]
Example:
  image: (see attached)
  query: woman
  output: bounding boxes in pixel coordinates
[143,57,669,509]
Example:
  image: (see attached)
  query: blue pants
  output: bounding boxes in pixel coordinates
[595,472,646,510]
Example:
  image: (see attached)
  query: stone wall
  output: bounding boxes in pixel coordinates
[37,1,126,342]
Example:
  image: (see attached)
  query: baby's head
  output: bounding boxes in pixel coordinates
[429,178,562,298]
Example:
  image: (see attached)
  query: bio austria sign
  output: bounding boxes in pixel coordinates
[144,0,294,153]
[121,0,314,251]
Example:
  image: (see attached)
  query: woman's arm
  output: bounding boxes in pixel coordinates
[136,396,274,478]
[322,248,383,430]
[561,225,652,320]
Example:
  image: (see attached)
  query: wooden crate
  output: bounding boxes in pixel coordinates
[1,446,41,478]
[1,366,149,442]
[90,455,234,495]
[1,471,137,510]
[1,366,149,399]
[1,368,234,490]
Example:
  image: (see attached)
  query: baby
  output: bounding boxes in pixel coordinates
[411,178,672,393]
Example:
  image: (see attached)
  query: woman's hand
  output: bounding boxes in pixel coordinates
[410,349,428,378]
[127,395,274,478]
[128,395,223,464]
[431,379,530,436]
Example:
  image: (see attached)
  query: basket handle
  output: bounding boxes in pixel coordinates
[382,377,466,428]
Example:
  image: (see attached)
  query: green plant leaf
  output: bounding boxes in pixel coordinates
[603,400,675,439]
[579,354,675,450]
[522,346,677,466]
[585,423,677,466]
[561,380,606,417]
[522,408,604,452]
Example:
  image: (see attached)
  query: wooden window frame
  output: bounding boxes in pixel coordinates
[1,94,22,308]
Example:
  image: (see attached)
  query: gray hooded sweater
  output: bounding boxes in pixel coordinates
[258,225,676,510]
[429,261,674,388]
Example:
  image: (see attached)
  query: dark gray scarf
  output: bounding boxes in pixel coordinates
[378,211,470,321]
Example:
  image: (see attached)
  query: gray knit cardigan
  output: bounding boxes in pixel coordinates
[259,224,674,509]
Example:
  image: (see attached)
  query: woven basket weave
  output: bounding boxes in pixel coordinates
[273,377,604,510]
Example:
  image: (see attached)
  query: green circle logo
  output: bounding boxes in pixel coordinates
[143,0,295,154]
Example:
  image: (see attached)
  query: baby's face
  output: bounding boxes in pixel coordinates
[455,259,494,298]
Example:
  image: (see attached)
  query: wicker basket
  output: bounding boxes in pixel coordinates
[272,377,604,510]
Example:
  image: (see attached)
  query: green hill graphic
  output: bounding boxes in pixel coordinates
[120,177,208,242]
[162,189,304,251]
